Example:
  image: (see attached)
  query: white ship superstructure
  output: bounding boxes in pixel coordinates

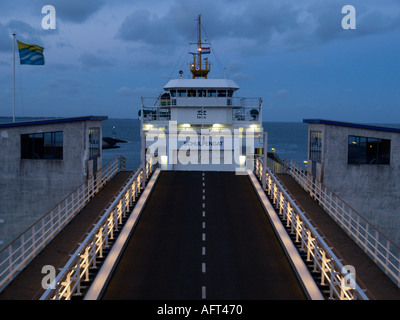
[141,15,263,172]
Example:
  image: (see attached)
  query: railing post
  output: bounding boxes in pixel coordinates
[262,132,267,190]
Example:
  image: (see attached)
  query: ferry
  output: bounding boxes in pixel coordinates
[140,15,264,172]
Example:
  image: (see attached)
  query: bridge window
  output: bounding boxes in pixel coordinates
[207,90,216,97]
[177,90,186,97]
[217,90,227,97]
[309,130,322,163]
[21,131,63,160]
[348,135,390,165]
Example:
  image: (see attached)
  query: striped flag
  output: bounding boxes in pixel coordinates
[200,47,210,54]
[17,40,45,65]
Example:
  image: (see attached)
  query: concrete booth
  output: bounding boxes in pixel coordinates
[304,119,400,246]
[0,116,107,249]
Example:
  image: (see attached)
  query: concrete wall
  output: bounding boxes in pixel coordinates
[0,119,103,249]
[307,123,400,246]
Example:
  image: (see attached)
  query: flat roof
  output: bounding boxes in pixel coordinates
[303,119,400,133]
[164,78,240,90]
[0,116,108,129]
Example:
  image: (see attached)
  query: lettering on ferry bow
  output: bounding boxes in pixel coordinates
[183,140,223,147]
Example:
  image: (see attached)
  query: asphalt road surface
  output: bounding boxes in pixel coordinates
[101,171,306,300]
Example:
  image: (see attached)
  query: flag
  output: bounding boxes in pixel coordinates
[200,47,210,54]
[17,40,45,65]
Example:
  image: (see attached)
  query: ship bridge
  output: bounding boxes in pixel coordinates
[1,154,400,302]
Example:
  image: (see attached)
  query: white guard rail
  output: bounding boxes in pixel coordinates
[0,155,125,293]
[286,158,400,288]
[40,159,154,300]
[255,158,369,300]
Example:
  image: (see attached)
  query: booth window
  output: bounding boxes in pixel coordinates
[21,131,63,160]
[89,127,100,159]
[348,135,390,165]
[309,131,322,163]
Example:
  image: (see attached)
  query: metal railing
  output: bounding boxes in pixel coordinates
[40,159,154,300]
[255,158,369,300]
[141,96,262,123]
[0,155,125,293]
[286,158,400,288]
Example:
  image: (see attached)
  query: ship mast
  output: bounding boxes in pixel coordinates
[190,14,210,79]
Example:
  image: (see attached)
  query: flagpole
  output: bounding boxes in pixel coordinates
[12,33,15,122]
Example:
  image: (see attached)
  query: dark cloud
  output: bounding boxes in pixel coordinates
[117,9,183,46]
[80,52,115,69]
[0,23,11,52]
[47,77,86,94]
[0,20,45,53]
[117,1,301,48]
[308,1,400,44]
[33,0,106,23]
[6,20,44,46]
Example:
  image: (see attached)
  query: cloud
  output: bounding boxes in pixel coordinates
[274,89,289,98]
[117,9,183,47]
[304,1,400,45]
[0,23,11,52]
[115,0,398,56]
[116,86,135,96]
[6,20,44,45]
[80,52,115,69]
[117,86,160,97]
[32,0,106,23]
[47,77,85,94]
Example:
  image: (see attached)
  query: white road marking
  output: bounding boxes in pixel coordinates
[202,262,206,273]
[202,233,206,241]
[202,286,206,299]
[202,246,206,255]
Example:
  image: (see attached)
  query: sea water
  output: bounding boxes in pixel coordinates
[102,119,309,170]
